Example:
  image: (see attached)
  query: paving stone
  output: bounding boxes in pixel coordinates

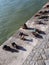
[37,60,46,65]
[44,48,49,59]
[33,52,43,61]
[42,54,47,60]
[45,60,49,65]
[29,61,36,65]
[45,43,49,48]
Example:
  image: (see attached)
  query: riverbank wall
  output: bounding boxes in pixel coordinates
[0,2,49,65]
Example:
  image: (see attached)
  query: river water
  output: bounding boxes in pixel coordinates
[0,0,49,45]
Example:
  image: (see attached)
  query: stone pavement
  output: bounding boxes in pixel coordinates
[0,2,49,65]
[23,28,49,65]
[23,2,49,65]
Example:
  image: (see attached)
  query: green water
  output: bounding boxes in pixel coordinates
[0,0,49,45]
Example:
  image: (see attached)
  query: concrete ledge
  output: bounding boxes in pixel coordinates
[0,2,49,65]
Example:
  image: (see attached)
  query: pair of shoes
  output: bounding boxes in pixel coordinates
[20,35,26,40]
[19,32,28,36]
[12,42,19,49]
[45,5,49,8]
[3,45,10,50]
[3,45,19,53]
[23,23,28,29]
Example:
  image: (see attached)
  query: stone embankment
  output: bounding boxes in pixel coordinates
[0,2,49,65]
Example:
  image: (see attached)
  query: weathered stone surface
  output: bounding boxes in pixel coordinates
[22,2,49,65]
[45,60,49,65]
[37,60,46,65]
